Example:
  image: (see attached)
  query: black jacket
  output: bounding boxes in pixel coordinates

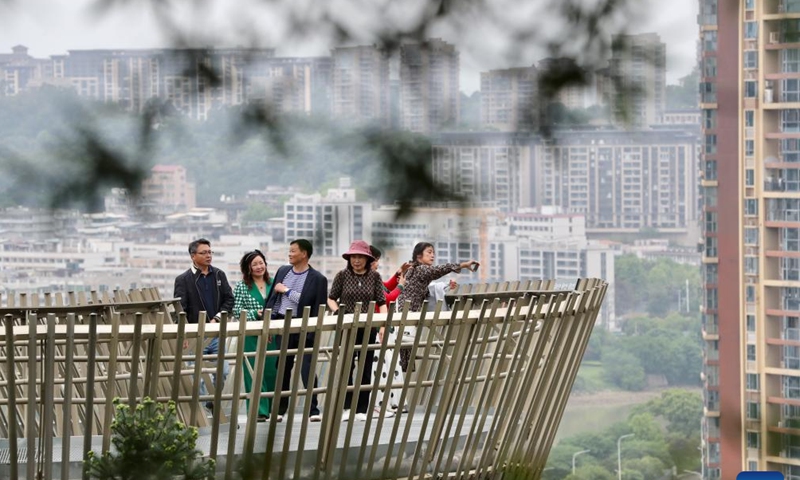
[264,265,328,319]
[173,265,235,324]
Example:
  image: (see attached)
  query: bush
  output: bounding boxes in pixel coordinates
[85,397,215,480]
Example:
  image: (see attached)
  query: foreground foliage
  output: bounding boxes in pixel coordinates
[85,397,215,480]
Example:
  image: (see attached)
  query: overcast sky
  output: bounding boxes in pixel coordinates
[0,0,698,93]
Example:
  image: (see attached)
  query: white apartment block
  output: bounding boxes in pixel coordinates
[431,132,532,213]
[530,129,701,232]
[480,66,538,132]
[400,39,460,134]
[284,180,371,258]
[331,46,391,127]
[606,33,667,127]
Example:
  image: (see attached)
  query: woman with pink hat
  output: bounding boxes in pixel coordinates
[327,240,393,422]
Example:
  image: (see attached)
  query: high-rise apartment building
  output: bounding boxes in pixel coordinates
[432,130,700,230]
[698,0,800,478]
[2,47,277,119]
[247,56,332,115]
[331,45,391,127]
[431,132,533,212]
[606,33,667,127]
[0,45,48,95]
[531,129,700,233]
[480,66,538,131]
[400,38,460,134]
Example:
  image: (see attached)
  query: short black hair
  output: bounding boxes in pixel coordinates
[369,245,382,259]
[291,239,313,258]
[188,238,211,255]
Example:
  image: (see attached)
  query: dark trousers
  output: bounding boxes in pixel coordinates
[276,332,320,416]
[344,327,377,414]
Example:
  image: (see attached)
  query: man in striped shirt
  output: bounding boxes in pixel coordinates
[264,239,328,422]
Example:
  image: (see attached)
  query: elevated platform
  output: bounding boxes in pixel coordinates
[0,278,608,479]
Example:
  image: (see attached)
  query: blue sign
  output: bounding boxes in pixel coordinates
[737,472,784,480]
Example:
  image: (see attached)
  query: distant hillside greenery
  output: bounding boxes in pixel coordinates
[615,255,702,318]
[0,87,433,209]
[546,389,703,479]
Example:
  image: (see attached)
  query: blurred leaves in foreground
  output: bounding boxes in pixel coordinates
[0,0,650,213]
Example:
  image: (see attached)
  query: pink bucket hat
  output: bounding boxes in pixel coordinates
[342,240,375,260]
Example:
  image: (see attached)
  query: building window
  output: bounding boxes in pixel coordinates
[784,49,800,73]
[705,134,718,154]
[745,198,758,216]
[783,109,800,132]
[745,22,758,39]
[701,81,717,103]
[745,110,755,127]
[745,227,759,245]
[745,0,754,9]
[704,31,718,51]
[746,285,757,303]
[745,256,759,275]
[747,344,756,361]
[744,51,758,69]
[746,372,760,390]
[745,140,755,156]
[746,169,755,186]
[704,109,717,129]
[705,236,718,258]
[705,212,718,233]
[705,160,718,180]
[704,56,718,77]
[785,79,800,102]
[747,401,761,420]
[745,80,758,98]
[748,461,758,471]
[746,431,760,448]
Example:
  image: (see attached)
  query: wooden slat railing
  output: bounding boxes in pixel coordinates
[0,279,607,480]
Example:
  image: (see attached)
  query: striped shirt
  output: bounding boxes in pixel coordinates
[274,268,310,316]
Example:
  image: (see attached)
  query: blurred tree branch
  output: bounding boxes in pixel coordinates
[0,0,648,214]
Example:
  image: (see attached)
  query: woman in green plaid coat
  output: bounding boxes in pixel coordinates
[233,250,279,421]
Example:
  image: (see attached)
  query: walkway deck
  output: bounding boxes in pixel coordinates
[0,278,608,479]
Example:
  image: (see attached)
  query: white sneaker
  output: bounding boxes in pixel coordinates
[342,409,350,422]
[354,413,368,421]
[309,414,322,422]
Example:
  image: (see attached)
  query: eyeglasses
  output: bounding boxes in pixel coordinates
[194,250,214,256]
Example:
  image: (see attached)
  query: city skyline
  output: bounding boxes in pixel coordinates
[0,0,699,93]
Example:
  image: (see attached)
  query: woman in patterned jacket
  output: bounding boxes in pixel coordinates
[396,242,479,372]
[327,240,392,421]
[233,249,279,422]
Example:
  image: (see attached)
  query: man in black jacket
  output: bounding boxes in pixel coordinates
[265,238,328,421]
[174,238,235,412]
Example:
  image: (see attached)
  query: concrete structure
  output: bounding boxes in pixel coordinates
[331,45,391,127]
[606,33,667,127]
[283,178,371,258]
[699,0,800,478]
[400,39,460,134]
[480,66,538,131]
